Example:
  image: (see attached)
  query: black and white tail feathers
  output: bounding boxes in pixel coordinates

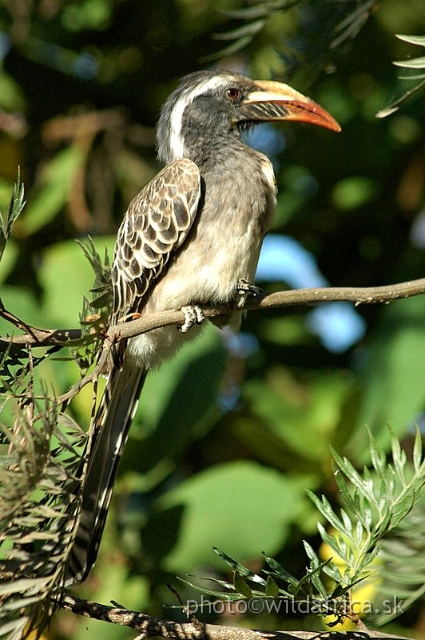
[65,360,146,585]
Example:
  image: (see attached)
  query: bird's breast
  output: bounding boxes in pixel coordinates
[151,151,276,309]
[127,148,277,369]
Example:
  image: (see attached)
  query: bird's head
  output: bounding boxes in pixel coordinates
[157,70,340,164]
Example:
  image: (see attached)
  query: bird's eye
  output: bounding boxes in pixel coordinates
[226,87,241,101]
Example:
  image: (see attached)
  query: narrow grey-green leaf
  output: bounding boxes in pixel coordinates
[394,56,425,69]
[396,34,425,46]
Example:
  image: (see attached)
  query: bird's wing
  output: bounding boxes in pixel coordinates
[112,158,202,322]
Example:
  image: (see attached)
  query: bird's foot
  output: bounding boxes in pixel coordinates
[237,278,262,297]
[179,305,205,332]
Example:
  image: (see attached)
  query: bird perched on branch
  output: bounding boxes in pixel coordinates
[66,69,340,584]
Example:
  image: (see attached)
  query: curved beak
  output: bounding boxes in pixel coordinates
[239,80,341,133]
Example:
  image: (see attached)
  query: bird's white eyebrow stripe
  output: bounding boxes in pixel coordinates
[169,75,228,161]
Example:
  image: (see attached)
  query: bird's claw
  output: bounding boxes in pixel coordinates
[179,305,205,332]
[237,278,262,297]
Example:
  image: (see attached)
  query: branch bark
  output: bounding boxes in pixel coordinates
[59,594,409,640]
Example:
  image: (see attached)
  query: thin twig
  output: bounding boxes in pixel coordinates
[0,324,83,347]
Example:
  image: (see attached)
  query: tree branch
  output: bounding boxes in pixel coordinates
[2,277,425,349]
[3,278,425,408]
[59,594,409,640]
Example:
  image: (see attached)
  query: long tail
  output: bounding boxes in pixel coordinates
[65,360,146,585]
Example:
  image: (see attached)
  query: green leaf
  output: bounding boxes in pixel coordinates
[394,57,425,69]
[213,19,266,41]
[233,571,253,598]
[367,427,384,468]
[322,560,343,583]
[61,0,112,31]
[265,575,280,597]
[37,237,115,327]
[303,540,319,565]
[351,296,425,459]
[0,70,26,111]
[332,463,360,518]
[332,451,364,496]
[157,462,307,572]
[185,574,234,592]
[0,172,25,263]
[177,576,240,601]
[391,434,407,485]
[412,425,423,473]
[0,239,18,285]
[332,176,377,210]
[262,553,298,587]
[396,34,425,46]
[127,327,226,473]
[213,548,263,582]
[293,544,330,599]
[242,370,350,467]
[376,77,425,118]
[0,286,46,336]
[307,491,345,535]
[20,146,86,236]
[340,508,354,535]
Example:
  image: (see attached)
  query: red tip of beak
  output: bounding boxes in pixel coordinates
[286,99,341,132]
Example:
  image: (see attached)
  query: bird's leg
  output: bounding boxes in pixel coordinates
[237,278,262,297]
[179,305,205,333]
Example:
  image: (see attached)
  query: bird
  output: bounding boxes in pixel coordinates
[65,69,340,584]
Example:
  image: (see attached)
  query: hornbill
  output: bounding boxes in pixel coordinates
[66,70,340,584]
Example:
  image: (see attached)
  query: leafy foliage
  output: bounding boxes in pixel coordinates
[210,0,378,68]
[311,429,425,591]
[377,34,425,117]
[0,183,107,639]
[0,1,425,639]
[72,237,112,375]
[179,430,425,627]
[376,498,425,625]
[0,392,87,640]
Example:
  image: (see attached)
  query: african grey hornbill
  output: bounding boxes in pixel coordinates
[66,70,340,584]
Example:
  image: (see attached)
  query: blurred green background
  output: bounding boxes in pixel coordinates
[1,1,425,638]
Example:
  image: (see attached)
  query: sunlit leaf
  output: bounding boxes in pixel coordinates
[396,34,425,46]
[156,462,306,572]
[393,57,425,69]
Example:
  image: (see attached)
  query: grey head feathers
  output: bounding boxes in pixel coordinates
[156,70,256,164]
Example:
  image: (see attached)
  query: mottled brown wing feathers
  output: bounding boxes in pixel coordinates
[111,158,201,322]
